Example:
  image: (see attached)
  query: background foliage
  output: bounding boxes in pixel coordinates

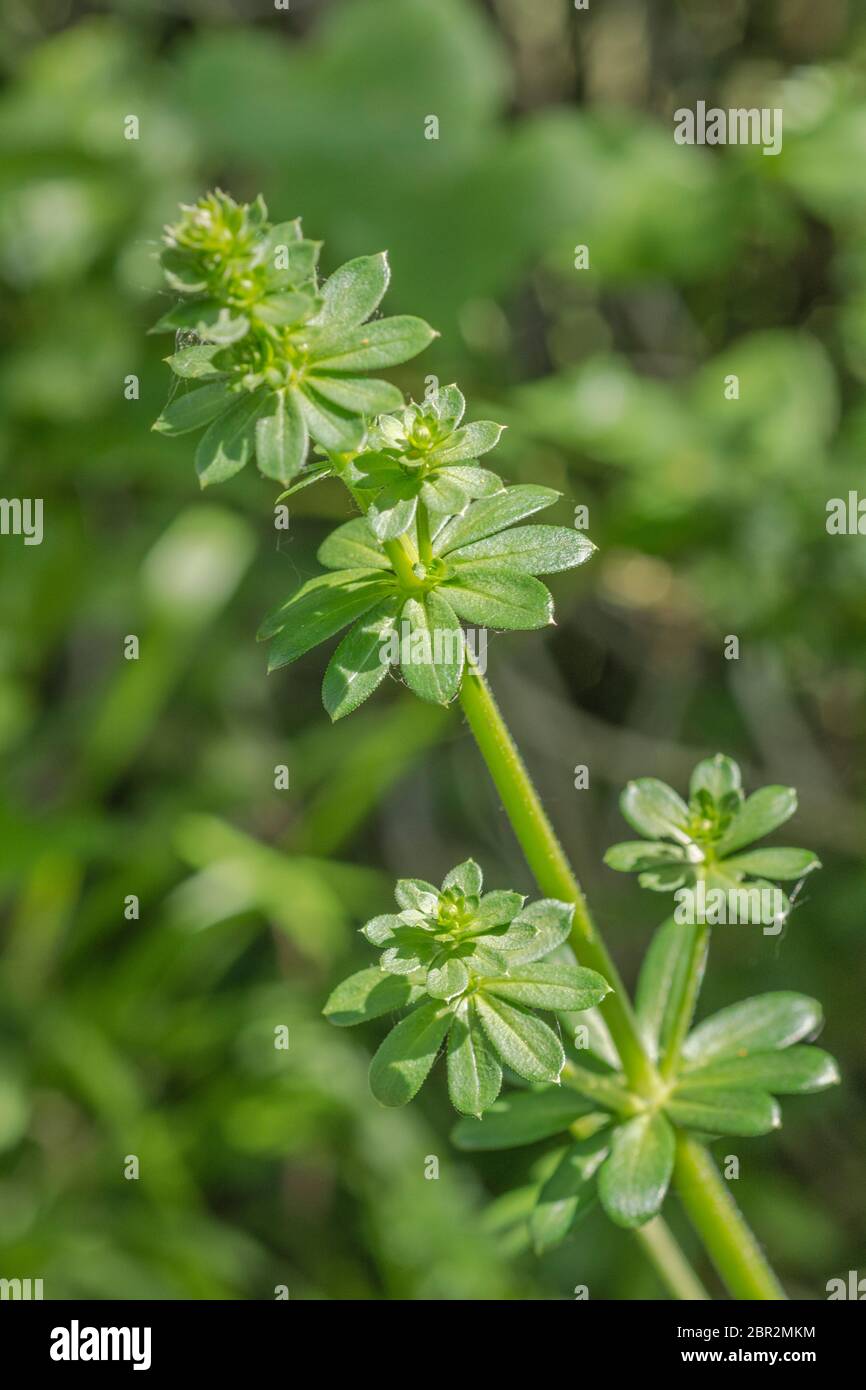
[0,0,863,1299]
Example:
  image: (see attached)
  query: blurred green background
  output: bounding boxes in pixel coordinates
[0,0,864,1299]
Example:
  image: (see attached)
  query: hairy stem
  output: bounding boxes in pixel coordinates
[634,1217,710,1301]
[459,666,660,1097]
[674,1134,786,1300]
[459,664,785,1301]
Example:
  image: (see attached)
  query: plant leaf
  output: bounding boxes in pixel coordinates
[504,898,574,965]
[689,754,743,804]
[484,963,610,1013]
[314,252,390,330]
[309,315,437,370]
[318,517,390,571]
[297,385,366,452]
[434,485,559,554]
[322,597,400,720]
[472,890,525,929]
[368,1001,453,1107]
[367,480,419,542]
[451,1086,594,1150]
[443,566,553,630]
[604,841,686,872]
[429,420,505,462]
[399,592,464,705]
[597,1112,675,1229]
[665,1088,781,1136]
[195,391,266,487]
[677,1046,839,1095]
[426,956,470,1001]
[153,381,235,436]
[682,992,824,1066]
[441,859,483,898]
[447,1000,503,1116]
[530,1135,609,1253]
[722,847,820,879]
[475,994,565,1084]
[449,524,595,576]
[715,786,798,856]
[620,778,692,844]
[261,572,393,670]
[323,967,422,1026]
[164,343,227,379]
[394,879,439,913]
[305,372,403,415]
[635,917,707,1061]
[255,389,308,483]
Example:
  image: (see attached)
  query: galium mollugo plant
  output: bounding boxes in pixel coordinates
[154,191,840,1302]
[324,859,609,1114]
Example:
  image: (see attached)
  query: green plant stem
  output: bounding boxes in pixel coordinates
[459,664,786,1301]
[459,667,660,1098]
[634,1217,710,1301]
[674,1134,786,1300]
[660,922,709,1081]
[561,1059,638,1117]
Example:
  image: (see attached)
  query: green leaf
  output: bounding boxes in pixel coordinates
[360,913,403,946]
[322,597,400,720]
[443,567,553,630]
[426,956,470,1001]
[261,571,393,669]
[472,890,525,929]
[368,1001,453,1107]
[164,343,227,379]
[665,1088,781,1136]
[254,290,317,326]
[447,1000,503,1116]
[635,917,707,1060]
[394,879,440,913]
[305,373,404,415]
[475,994,565,1084]
[715,786,798,856]
[484,963,610,1013]
[604,841,686,873]
[451,1086,594,1151]
[530,1136,609,1253]
[297,385,366,452]
[449,525,595,576]
[323,967,422,1026]
[676,1046,840,1096]
[504,898,574,965]
[315,252,390,331]
[419,472,470,514]
[430,420,505,463]
[441,859,483,898]
[682,992,824,1066]
[620,778,692,843]
[153,381,235,436]
[722,848,820,879]
[195,391,266,486]
[597,1112,675,1229]
[255,389,308,484]
[318,517,390,571]
[439,465,502,498]
[399,592,464,705]
[309,315,437,371]
[689,754,743,805]
[367,479,419,541]
[275,463,333,501]
[434,485,559,555]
